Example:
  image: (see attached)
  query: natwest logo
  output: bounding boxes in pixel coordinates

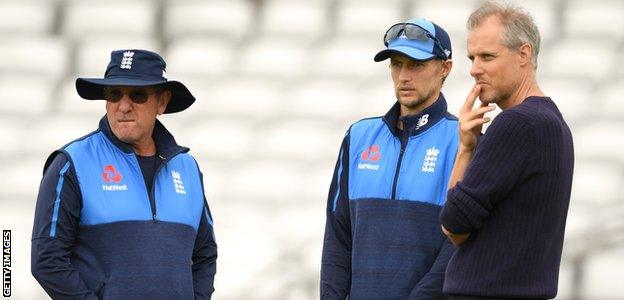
[102,165,122,183]
[361,145,381,162]
[102,164,127,191]
[358,145,381,171]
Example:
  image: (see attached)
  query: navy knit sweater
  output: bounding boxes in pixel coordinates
[440,97,574,299]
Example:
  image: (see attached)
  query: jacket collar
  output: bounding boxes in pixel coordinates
[98,116,187,159]
[383,93,450,138]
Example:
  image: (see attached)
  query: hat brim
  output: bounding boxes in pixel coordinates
[76,77,195,114]
[374,47,436,62]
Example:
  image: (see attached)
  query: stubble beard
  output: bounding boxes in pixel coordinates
[479,86,503,104]
[397,88,435,112]
[401,97,426,109]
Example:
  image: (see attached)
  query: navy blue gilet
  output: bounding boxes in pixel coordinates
[57,118,206,299]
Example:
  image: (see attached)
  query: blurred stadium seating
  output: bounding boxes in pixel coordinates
[0,0,623,299]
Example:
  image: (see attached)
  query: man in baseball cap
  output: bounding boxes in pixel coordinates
[321,19,456,299]
[374,18,452,62]
[32,49,217,298]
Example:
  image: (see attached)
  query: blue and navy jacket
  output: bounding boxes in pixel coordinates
[321,95,458,300]
[31,117,217,299]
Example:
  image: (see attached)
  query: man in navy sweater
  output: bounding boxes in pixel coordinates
[440,2,574,299]
[31,50,217,299]
[321,18,457,299]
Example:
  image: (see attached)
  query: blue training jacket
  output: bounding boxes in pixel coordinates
[321,95,458,300]
[31,117,217,299]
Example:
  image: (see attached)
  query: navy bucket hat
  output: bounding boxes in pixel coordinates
[76,49,195,114]
[374,18,452,62]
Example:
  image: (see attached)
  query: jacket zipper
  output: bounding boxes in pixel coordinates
[147,151,185,222]
[391,140,407,200]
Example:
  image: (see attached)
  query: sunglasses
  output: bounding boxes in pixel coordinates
[383,23,450,60]
[103,87,161,104]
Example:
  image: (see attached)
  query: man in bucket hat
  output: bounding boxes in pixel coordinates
[31,49,217,299]
[321,18,457,299]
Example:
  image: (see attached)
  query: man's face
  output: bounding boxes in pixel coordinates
[105,86,169,148]
[390,53,448,114]
[468,16,523,107]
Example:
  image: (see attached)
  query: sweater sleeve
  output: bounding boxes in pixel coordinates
[31,153,100,299]
[440,111,534,234]
[320,132,352,300]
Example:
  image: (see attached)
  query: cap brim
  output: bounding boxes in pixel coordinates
[374,47,436,62]
[76,77,195,114]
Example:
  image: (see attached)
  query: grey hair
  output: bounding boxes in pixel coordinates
[467,1,541,69]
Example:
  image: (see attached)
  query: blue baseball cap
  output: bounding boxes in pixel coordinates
[374,18,452,62]
[76,49,195,114]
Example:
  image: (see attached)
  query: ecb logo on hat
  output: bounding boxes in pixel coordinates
[120,51,135,69]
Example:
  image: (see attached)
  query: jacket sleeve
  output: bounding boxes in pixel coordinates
[31,152,100,299]
[407,239,453,300]
[192,171,218,299]
[320,132,352,300]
